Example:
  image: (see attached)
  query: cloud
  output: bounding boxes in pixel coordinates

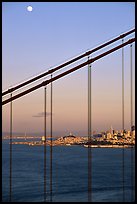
[32,112,51,118]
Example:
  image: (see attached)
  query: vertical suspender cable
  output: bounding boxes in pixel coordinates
[122,38,125,202]
[130,44,133,133]
[130,44,134,202]
[88,56,92,202]
[9,92,12,202]
[50,74,53,202]
[44,86,47,202]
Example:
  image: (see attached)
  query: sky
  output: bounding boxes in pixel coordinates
[2,2,135,136]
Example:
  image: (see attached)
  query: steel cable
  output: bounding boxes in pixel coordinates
[9,92,12,202]
[122,38,125,202]
[88,56,92,202]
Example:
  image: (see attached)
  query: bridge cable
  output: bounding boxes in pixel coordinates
[2,29,135,97]
[88,56,92,202]
[9,92,12,202]
[122,38,125,202]
[130,43,134,202]
[44,86,47,202]
[50,74,53,202]
[2,38,135,106]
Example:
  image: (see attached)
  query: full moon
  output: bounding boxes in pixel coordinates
[27,6,33,12]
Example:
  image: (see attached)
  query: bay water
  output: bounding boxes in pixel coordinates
[2,140,135,202]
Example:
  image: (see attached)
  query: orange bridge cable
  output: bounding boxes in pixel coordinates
[2,38,135,106]
[2,29,135,96]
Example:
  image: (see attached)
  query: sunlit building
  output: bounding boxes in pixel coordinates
[106,132,112,140]
[42,136,45,141]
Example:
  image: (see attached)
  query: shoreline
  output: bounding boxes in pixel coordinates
[83,144,134,148]
[9,141,134,148]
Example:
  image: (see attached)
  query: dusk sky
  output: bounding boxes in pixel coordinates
[2,2,135,136]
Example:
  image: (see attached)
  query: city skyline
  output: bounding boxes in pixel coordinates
[2,2,135,135]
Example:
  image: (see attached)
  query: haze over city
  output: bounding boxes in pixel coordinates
[2,2,135,136]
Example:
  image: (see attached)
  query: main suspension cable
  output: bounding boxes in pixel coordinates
[2,38,135,106]
[2,29,135,96]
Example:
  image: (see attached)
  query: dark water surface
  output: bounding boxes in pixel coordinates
[2,140,135,202]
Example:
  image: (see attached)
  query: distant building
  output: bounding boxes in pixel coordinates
[117,133,122,139]
[110,125,114,135]
[102,133,106,139]
[127,130,130,135]
[113,134,117,140]
[106,132,112,140]
[42,136,45,141]
[131,125,135,138]
[93,134,102,139]
[63,132,76,139]
[131,125,135,131]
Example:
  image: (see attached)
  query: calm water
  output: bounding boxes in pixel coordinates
[2,140,135,202]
